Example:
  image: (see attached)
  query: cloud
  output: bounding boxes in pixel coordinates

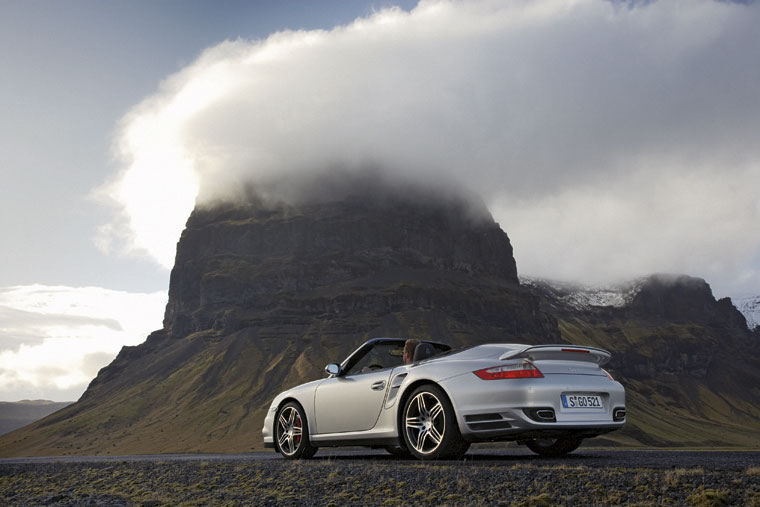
[98,0,760,296]
[0,285,166,401]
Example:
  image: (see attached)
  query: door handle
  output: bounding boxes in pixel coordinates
[371,381,386,391]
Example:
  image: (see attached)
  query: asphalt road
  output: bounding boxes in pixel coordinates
[2,448,758,470]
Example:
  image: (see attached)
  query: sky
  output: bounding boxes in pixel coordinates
[1,0,759,402]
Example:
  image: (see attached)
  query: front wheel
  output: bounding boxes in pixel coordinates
[402,384,467,460]
[274,402,317,459]
[525,437,582,457]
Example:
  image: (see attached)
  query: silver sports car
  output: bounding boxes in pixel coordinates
[262,338,625,460]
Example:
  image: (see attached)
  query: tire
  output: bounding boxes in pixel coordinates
[401,384,467,460]
[274,401,317,459]
[525,437,582,457]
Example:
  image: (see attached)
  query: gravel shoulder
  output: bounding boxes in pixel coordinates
[1,449,759,505]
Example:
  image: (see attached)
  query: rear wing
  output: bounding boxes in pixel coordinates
[499,345,611,366]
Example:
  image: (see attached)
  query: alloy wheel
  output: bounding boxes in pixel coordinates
[276,406,303,456]
[404,391,446,455]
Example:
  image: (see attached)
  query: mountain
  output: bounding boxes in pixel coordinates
[1,185,758,457]
[0,400,72,435]
[522,275,760,447]
[0,186,556,456]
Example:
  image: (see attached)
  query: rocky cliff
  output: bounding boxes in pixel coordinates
[161,189,547,344]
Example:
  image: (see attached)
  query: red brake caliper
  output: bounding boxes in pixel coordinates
[295,417,302,443]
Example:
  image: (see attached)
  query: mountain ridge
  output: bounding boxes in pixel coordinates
[522,274,760,447]
[0,400,73,436]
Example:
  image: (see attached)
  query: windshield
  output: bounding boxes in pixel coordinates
[344,341,406,375]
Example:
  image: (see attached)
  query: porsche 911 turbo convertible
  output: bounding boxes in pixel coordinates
[262,338,626,460]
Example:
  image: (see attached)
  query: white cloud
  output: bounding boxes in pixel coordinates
[98,0,760,296]
[0,285,166,401]
[494,163,760,293]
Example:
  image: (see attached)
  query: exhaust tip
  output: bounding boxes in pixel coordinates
[536,409,555,420]
[524,407,556,423]
[613,407,626,421]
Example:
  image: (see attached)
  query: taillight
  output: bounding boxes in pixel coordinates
[473,361,543,380]
[603,369,614,381]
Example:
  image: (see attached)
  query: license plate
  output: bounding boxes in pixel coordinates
[561,394,603,409]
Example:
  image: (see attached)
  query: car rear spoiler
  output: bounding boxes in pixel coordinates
[499,345,611,366]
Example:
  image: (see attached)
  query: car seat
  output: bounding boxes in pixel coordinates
[412,342,436,362]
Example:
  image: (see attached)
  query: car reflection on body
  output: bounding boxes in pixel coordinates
[262,338,625,460]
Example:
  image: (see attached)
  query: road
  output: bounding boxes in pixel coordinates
[2,448,758,470]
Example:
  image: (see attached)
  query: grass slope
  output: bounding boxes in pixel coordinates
[3,311,759,457]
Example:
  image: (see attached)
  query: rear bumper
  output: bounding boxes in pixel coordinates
[440,372,626,442]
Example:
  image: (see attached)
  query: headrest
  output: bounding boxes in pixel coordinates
[413,342,436,362]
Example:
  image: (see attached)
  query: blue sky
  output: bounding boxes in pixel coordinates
[1,0,758,401]
[0,0,415,291]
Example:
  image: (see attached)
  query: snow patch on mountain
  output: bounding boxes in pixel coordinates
[735,295,760,331]
[520,277,645,310]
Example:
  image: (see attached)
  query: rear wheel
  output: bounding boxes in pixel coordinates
[525,437,582,457]
[274,402,317,459]
[402,385,467,460]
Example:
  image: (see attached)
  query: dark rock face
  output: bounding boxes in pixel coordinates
[628,274,746,326]
[617,275,756,380]
[162,190,547,345]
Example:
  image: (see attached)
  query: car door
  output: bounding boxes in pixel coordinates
[313,369,392,433]
[314,340,405,434]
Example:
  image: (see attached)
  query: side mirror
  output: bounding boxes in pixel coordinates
[325,363,342,376]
